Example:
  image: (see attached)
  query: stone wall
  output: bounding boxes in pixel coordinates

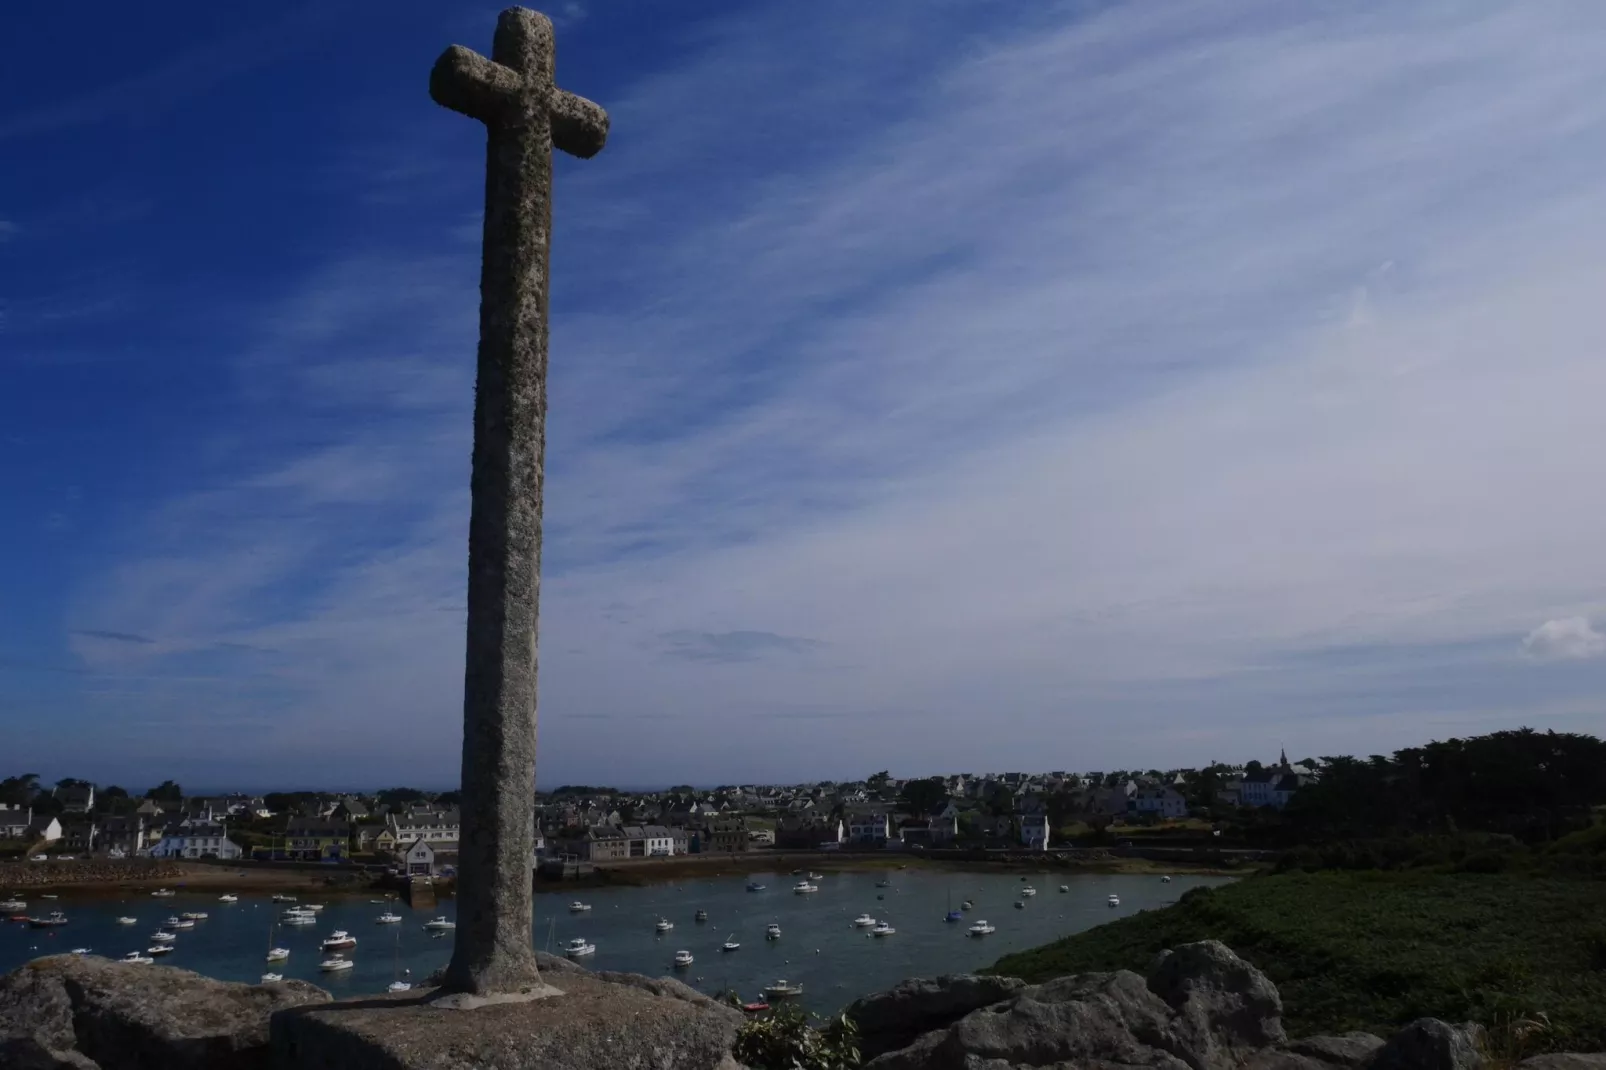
[0,859,186,889]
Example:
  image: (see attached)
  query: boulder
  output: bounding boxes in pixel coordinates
[1147,940,1286,1066]
[846,974,1028,1059]
[0,954,330,1070]
[1369,1019,1485,1070]
[272,967,745,1069]
[863,942,1284,1070]
[1516,1058,1606,1070]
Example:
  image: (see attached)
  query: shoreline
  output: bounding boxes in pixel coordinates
[7,853,1252,900]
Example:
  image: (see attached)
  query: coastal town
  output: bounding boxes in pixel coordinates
[0,756,1317,877]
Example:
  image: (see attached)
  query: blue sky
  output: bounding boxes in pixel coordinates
[5,0,1606,791]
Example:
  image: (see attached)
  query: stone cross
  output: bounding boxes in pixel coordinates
[429,7,608,997]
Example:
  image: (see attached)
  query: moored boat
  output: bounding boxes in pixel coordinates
[655,918,674,933]
[765,923,781,940]
[266,947,290,962]
[271,894,297,903]
[180,911,208,920]
[0,899,25,912]
[388,981,412,992]
[694,909,708,922]
[116,916,136,925]
[150,930,176,943]
[721,934,740,952]
[967,920,996,936]
[321,930,357,951]
[853,913,877,928]
[564,937,595,958]
[219,894,239,903]
[764,980,804,998]
[792,881,818,894]
[1020,886,1036,897]
[376,913,403,924]
[261,972,283,983]
[1108,894,1121,907]
[120,952,153,965]
[569,901,591,913]
[745,881,765,892]
[151,889,175,898]
[146,945,174,956]
[319,956,354,972]
[28,911,68,928]
[673,950,694,968]
[871,922,896,937]
[423,916,455,931]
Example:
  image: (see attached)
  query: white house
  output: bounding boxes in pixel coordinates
[1239,770,1276,808]
[1019,813,1050,850]
[148,822,242,860]
[376,809,460,854]
[28,814,63,844]
[1132,787,1188,819]
[845,810,891,845]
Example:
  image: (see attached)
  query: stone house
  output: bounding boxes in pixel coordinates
[55,784,94,814]
[56,815,97,854]
[704,817,749,853]
[1132,787,1188,820]
[583,825,630,861]
[97,815,148,857]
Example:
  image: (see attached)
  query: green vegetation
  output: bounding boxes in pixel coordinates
[732,1003,861,1070]
[987,871,1606,1054]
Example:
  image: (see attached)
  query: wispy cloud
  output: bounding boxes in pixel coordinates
[0,221,15,242]
[660,630,824,664]
[71,629,154,645]
[55,0,1606,784]
[1522,618,1606,663]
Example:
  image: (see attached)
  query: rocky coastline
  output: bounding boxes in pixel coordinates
[3,940,1602,1069]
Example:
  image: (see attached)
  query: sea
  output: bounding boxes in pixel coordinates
[0,868,1232,1012]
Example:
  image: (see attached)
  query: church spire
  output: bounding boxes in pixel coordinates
[1279,747,1289,768]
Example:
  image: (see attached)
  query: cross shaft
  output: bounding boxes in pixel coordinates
[428,6,608,997]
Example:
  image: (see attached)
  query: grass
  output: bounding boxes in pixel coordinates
[986,870,1606,1055]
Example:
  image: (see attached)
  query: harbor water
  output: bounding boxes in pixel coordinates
[0,868,1231,1012]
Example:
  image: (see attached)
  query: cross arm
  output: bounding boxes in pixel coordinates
[549,88,609,160]
[430,44,522,124]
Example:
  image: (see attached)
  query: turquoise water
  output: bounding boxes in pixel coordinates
[0,868,1230,1012]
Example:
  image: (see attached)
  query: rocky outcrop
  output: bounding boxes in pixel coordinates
[862,941,1280,1070]
[1519,1057,1606,1069]
[1369,1018,1486,1070]
[272,963,745,1070]
[0,954,329,1070]
[847,974,1028,1059]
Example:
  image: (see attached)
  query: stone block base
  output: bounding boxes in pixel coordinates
[270,972,743,1070]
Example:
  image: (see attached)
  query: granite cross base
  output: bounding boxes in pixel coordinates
[269,967,743,1070]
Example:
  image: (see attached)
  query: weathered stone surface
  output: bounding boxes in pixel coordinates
[427,3,611,999]
[1243,1033,1386,1070]
[0,955,329,1070]
[846,974,1028,1059]
[0,1034,102,1069]
[864,942,1282,1070]
[1147,939,1286,1067]
[1368,1018,1486,1070]
[1287,1033,1385,1065]
[272,968,743,1070]
[1517,1056,1606,1069]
